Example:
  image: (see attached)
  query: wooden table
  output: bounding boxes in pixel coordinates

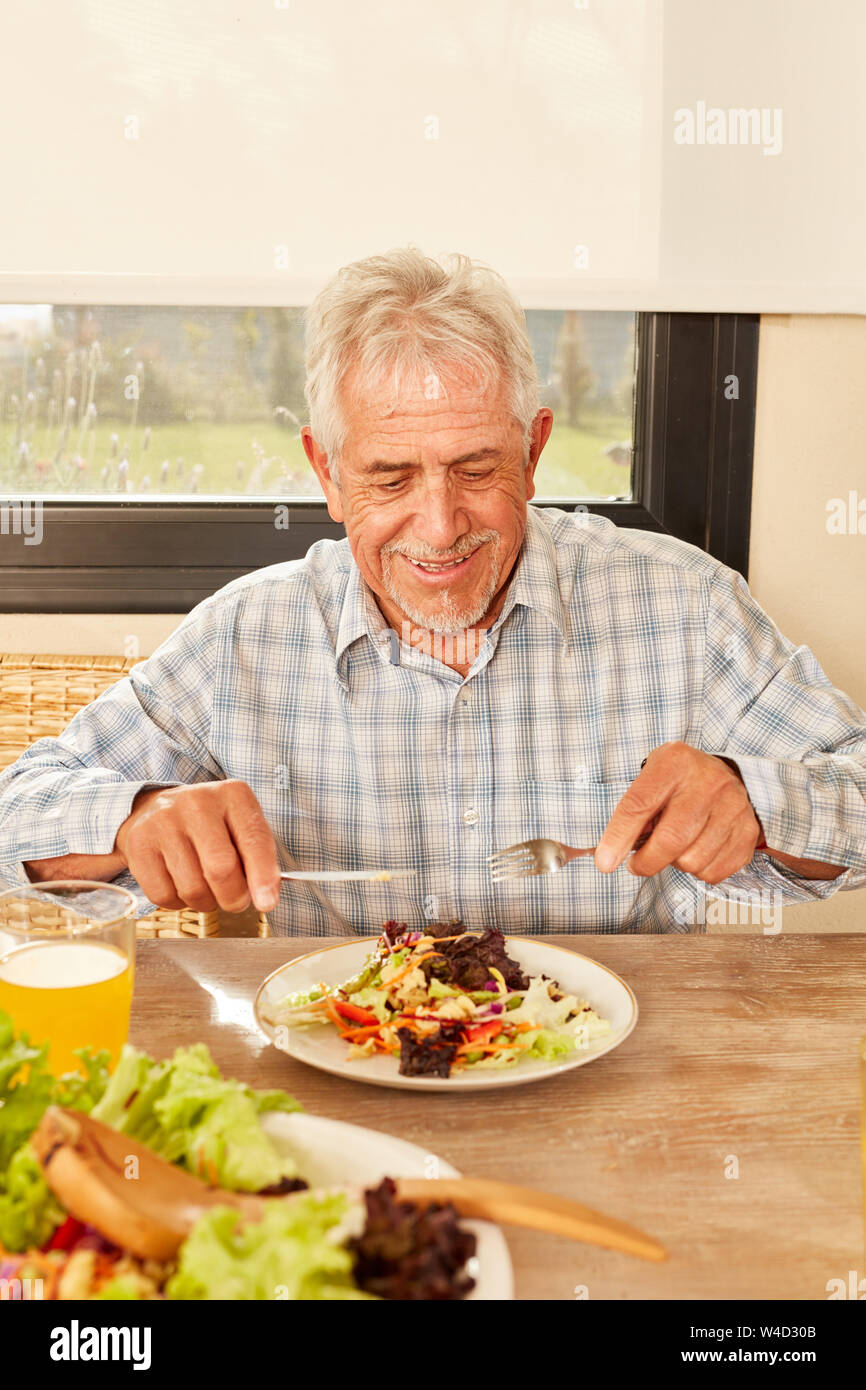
[130,934,866,1301]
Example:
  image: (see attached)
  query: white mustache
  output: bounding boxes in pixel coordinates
[381,531,498,563]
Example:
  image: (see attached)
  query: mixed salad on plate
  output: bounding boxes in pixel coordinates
[261,920,612,1079]
[0,1010,475,1300]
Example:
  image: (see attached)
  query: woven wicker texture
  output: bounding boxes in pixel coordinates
[0,653,135,772]
[0,896,89,932]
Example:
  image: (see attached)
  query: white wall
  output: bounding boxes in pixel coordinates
[735,314,866,932]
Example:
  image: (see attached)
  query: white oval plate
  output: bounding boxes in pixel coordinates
[255,937,638,1092]
[259,1109,512,1300]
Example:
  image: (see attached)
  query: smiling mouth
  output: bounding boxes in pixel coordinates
[399,548,479,579]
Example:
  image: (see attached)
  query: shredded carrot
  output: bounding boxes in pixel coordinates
[321,996,346,1028]
[337,1023,382,1041]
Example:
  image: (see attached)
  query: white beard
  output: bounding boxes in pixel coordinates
[380,533,502,634]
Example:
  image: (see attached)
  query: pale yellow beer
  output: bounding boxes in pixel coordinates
[0,940,132,1073]
[0,881,137,1074]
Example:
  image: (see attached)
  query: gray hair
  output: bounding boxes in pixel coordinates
[303,246,540,484]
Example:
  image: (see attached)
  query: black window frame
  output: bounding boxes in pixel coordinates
[0,311,759,613]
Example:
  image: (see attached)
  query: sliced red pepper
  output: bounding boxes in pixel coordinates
[333,999,379,1026]
[45,1216,86,1252]
[463,1020,504,1046]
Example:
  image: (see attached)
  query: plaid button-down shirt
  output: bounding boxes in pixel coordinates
[1,505,865,935]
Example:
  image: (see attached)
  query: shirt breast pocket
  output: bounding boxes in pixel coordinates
[498,778,634,848]
[490,778,641,932]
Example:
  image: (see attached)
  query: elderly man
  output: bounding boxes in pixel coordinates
[1,249,865,935]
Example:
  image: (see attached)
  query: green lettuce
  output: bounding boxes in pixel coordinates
[523,1028,578,1061]
[503,980,612,1051]
[347,987,391,1023]
[460,1027,577,1071]
[0,1009,110,1251]
[91,1042,303,1191]
[0,1011,110,1174]
[427,979,461,1000]
[0,1144,65,1251]
[0,1010,304,1254]
[166,1193,375,1301]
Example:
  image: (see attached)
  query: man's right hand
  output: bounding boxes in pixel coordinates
[114,780,282,914]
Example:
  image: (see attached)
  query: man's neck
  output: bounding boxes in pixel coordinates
[405,619,488,677]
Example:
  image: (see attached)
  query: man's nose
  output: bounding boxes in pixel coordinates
[416,481,470,551]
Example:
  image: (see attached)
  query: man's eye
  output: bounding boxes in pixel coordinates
[377,478,408,492]
[461,471,492,482]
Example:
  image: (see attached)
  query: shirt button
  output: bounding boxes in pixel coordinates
[463,807,480,826]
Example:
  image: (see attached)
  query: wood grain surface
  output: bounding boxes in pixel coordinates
[129,934,866,1301]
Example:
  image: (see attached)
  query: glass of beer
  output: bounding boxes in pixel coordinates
[0,880,138,1074]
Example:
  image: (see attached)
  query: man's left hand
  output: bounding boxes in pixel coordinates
[595,742,763,883]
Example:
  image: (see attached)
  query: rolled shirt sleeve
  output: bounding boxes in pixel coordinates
[699,565,866,900]
[0,595,226,891]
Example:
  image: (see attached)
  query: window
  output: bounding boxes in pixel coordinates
[0,308,757,612]
[0,305,636,501]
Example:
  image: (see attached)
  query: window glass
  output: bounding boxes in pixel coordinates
[0,305,636,501]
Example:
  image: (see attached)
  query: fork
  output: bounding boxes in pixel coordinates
[488,830,653,882]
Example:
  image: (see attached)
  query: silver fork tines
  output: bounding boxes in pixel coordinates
[488,838,574,882]
[488,830,652,882]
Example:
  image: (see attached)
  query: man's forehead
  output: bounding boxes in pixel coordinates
[341,365,515,460]
[344,360,510,419]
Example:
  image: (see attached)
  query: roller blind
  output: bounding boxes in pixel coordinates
[1,0,863,311]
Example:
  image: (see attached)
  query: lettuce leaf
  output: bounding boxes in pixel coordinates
[523,1028,577,1061]
[0,1143,65,1251]
[503,979,612,1046]
[166,1193,374,1301]
[0,1012,107,1173]
[0,1009,110,1251]
[0,1009,304,1255]
[346,987,391,1023]
[91,1042,303,1191]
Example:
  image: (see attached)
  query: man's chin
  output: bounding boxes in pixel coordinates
[389,586,490,634]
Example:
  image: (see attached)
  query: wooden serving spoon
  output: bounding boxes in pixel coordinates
[31,1106,667,1265]
[32,1106,267,1261]
[396,1178,666,1262]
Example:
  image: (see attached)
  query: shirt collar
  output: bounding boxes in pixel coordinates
[334,505,567,678]
[488,504,567,642]
[335,558,387,670]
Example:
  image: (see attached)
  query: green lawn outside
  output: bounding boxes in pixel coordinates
[1,412,632,501]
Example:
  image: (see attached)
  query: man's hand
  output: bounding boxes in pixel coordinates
[114,781,282,914]
[595,742,763,884]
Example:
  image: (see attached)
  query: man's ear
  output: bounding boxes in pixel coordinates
[302,427,344,523]
[525,408,554,501]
